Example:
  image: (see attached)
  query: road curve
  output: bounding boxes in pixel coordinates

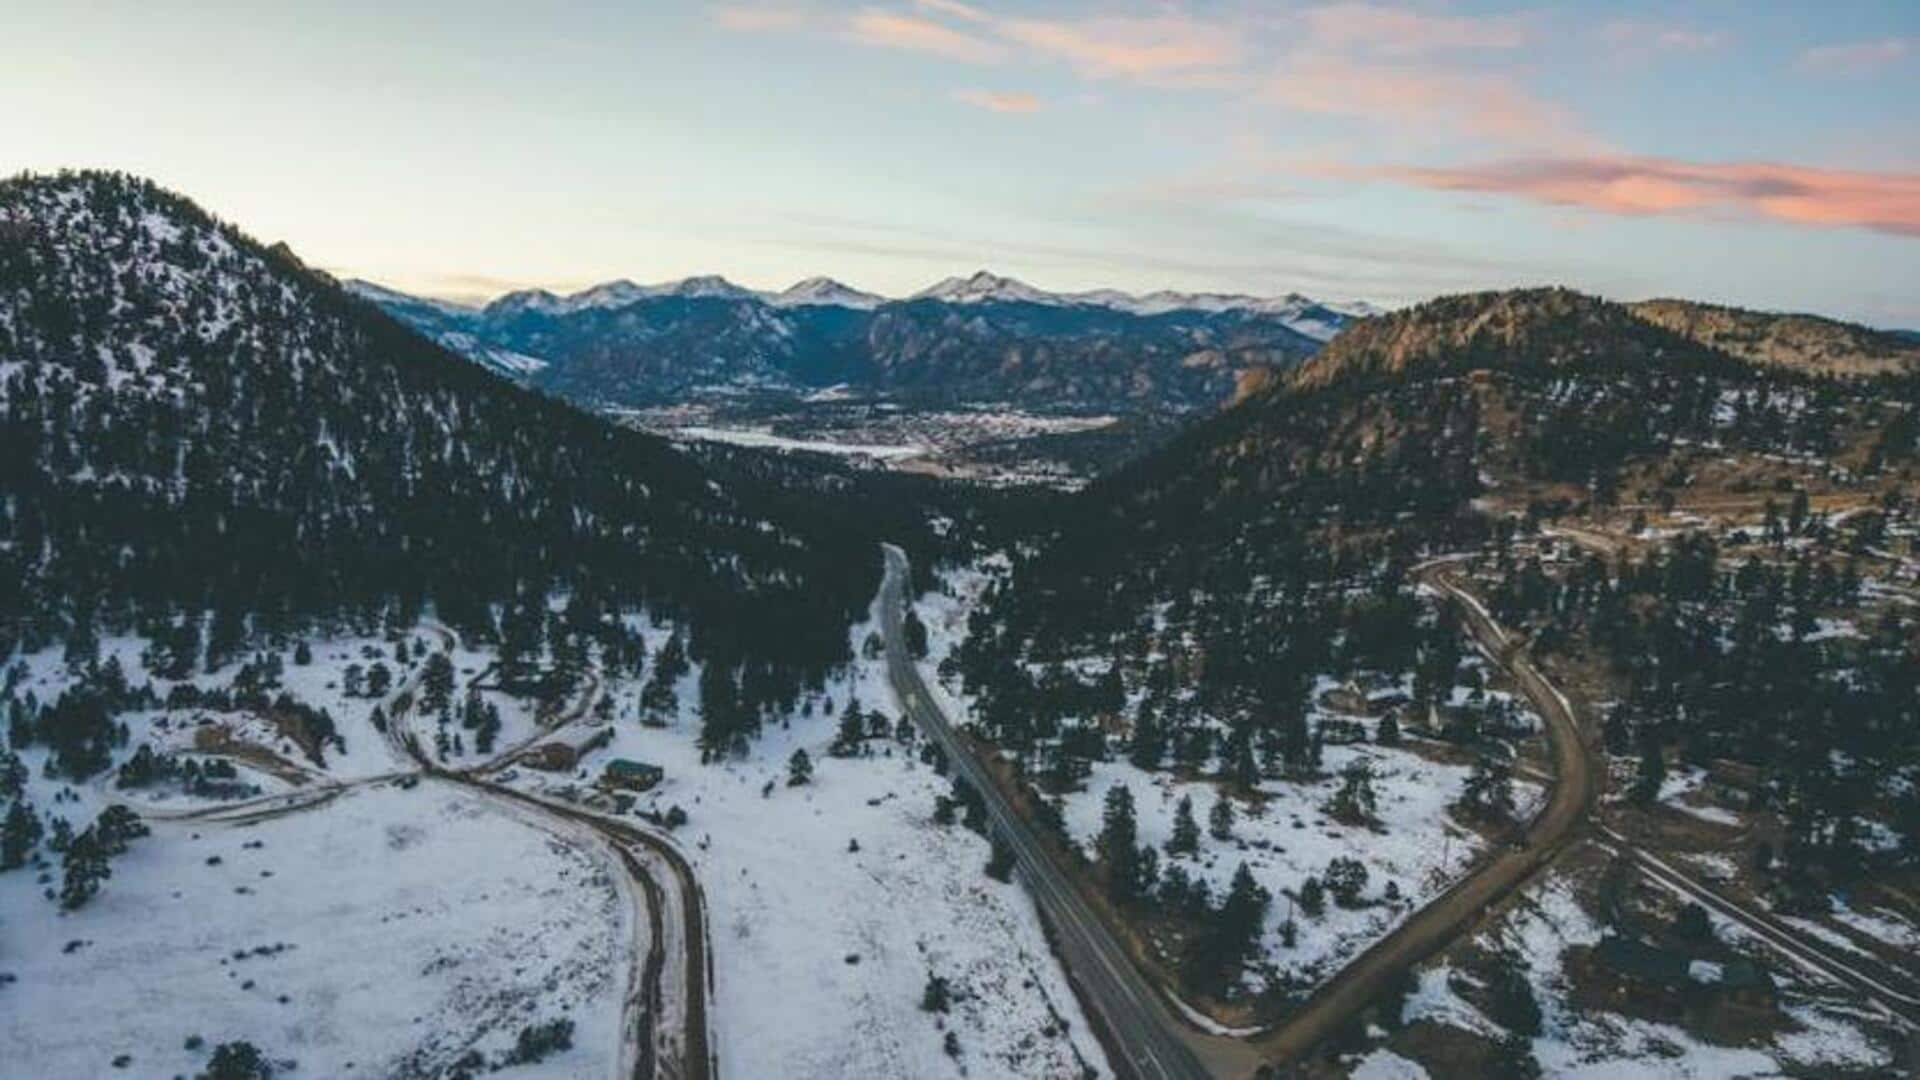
[1240,564,1602,1068]
[880,545,1214,1080]
[378,631,717,1080]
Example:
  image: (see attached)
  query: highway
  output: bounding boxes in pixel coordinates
[879,545,1215,1080]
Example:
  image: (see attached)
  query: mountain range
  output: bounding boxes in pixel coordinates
[349,271,1380,413]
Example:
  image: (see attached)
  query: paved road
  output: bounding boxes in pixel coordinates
[1234,563,1601,1067]
[879,545,1214,1080]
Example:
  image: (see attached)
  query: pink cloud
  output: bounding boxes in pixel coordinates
[995,14,1245,81]
[712,6,809,32]
[848,9,1004,63]
[1263,56,1587,149]
[1345,155,1920,236]
[1800,38,1911,76]
[952,88,1040,113]
[1295,3,1532,56]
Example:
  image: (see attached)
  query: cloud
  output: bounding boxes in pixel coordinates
[1294,3,1532,56]
[993,13,1246,82]
[712,6,809,33]
[913,0,987,21]
[1342,155,1920,237]
[1600,19,1726,63]
[1800,38,1911,76]
[952,88,1040,113]
[1263,56,1588,150]
[848,8,1004,63]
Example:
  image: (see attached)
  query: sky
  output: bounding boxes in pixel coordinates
[7,1,1918,325]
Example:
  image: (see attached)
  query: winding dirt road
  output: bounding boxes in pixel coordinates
[1239,561,1603,1069]
[150,626,714,1080]
[382,640,716,1080]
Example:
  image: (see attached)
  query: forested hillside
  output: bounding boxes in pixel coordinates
[945,288,1920,1009]
[0,171,890,736]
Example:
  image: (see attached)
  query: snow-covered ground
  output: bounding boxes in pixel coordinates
[4,604,1113,1080]
[505,597,1110,1080]
[0,781,623,1078]
[1059,745,1531,991]
[915,560,1545,994]
[1393,876,1898,1077]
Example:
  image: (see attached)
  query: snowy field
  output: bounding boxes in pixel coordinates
[1060,747,1515,991]
[0,781,623,1078]
[506,599,1111,1080]
[4,604,1114,1080]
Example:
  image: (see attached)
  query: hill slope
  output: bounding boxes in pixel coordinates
[964,286,1918,732]
[0,171,877,723]
[1628,297,1920,378]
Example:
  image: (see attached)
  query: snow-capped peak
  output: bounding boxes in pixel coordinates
[485,287,566,317]
[660,274,758,301]
[897,271,1380,338]
[911,270,1058,306]
[772,277,885,310]
[482,276,759,317]
[569,279,651,309]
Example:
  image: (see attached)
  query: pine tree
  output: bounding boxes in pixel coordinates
[420,652,455,714]
[920,973,952,1013]
[1128,704,1165,770]
[831,698,865,757]
[1632,729,1665,805]
[1097,783,1142,905]
[697,660,741,761]
[1375,709,1401,746]
[787,748,813,787]
[1208,796,1235,841]
[205,1040,272,1080]
[1458,754,1516,821]
[60,828,111,909]
[2,799,42,870]
[1327,759,1379,825]
[1298,874,1326,917]
[1167,794,1200,857]
[903,608,930,660]
[1187,862,1269,992]
[1325,856,1369,907]
[92,804,147,855]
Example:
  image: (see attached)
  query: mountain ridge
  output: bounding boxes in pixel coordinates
[354,269,1382,330]
[0,169,887,706]
[354,274,1360,412]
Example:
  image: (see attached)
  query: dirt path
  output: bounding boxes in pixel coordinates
[144,623,711,1080]
[1240,561,1603,1071]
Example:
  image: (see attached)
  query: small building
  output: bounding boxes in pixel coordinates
[599,758,664,793]
[521,724,614,773]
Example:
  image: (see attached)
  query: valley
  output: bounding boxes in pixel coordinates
[5,171,1919,1080]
